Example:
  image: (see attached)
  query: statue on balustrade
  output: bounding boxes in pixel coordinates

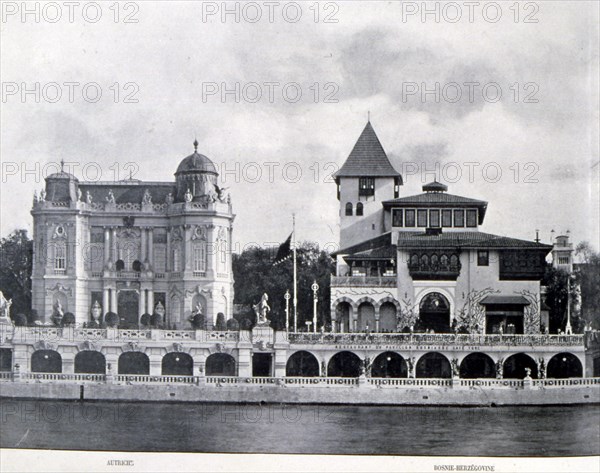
[451,358,460,378]
[0,291,13,320]
[407,357,415,378]
[106,190,115,203]
[213,184,229,203]
[90,300,102,327]
[538,358,546,379]
[40,189,46,201]
[52,299,64,326]
[142,189,152,204]
[253,293,270,326]
[165,193,174,204]
[77,188,82,201]
[86,191,93,204]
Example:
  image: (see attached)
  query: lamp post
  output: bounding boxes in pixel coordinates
[284,289,291,333]
[565,274,573,335]
[311,280,319,334]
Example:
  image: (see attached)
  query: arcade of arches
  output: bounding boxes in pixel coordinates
[23,349,584,379]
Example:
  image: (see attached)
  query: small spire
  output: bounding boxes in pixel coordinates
[60,159,65,172]
[193,139,198,152]
[129,168,133,180]
[367,111,370,122]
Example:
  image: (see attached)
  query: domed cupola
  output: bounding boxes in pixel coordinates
[175,140,219,201]
[45,160,79,202]
[422,180,448,193]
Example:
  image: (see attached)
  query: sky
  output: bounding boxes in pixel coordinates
[1,1,599,253]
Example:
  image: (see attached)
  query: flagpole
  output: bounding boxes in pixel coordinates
[293,213,298,332]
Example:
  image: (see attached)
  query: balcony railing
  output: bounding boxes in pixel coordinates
[287,332,585,347]
[331,276,397,287]
[116,271,141,279]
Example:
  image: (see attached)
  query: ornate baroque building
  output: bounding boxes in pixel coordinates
[30,141,235,329]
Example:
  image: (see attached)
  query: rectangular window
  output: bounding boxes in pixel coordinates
[358,177,375,197]
[193,243,206,273]
[54,244,66,272]
[442,209,452,227]
[172,248,180,272]
[405,209,415,227]
[453,209,465,227]
[429,210,440,228]
[466,209,478,227]
[392,209,403,227]
[478,250,489,266]
[417,209,428,227]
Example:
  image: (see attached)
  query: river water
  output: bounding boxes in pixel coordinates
[0,399,598,456]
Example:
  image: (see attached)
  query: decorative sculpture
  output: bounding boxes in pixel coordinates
[106,190,115,203]
[142,189,152,204]
[214,184,229,203]
[165,193,174,204]
[154,301,165,317]
[86,191,93,204]
[495,358,504,379]
[451,358,460,378]
[77,188,82,201]
[40,189,46,201]
[253,293,270,325]
[91,300,102,324]
[538,358,546,379]
[0,291,13,320]
[52,299,64,326]
[184,188,193,202]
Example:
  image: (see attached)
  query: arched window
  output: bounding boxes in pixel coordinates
[115,259,125,271]
[345,202,353,216]
[410,254,419,266]
[132,260,142,272]
[440,254,449,267]
[356,202,364,216]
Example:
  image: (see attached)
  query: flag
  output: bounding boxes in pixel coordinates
[273,233,293,265]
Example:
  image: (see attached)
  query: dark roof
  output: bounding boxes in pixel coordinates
[176,152,218,175]
[395,231,552,250]
[333,122,402,179]
[79,183,176,204]
[46,171,78,181]
[480,295,531,306]
[422,181,448,192]
[382,192,488,223]
[344,245,397,260]
[333,232,393,256]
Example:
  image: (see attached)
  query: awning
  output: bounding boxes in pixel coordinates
[479,295,531,306]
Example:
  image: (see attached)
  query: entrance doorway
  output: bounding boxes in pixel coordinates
[418,292,451,333]
[252,353,272,377]
[118,290,140,328]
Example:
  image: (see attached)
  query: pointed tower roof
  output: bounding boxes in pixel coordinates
[333,121,402,181]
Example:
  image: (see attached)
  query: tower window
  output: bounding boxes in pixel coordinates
[417,209,428,227]
[477,250,489,266]
[392,209,403,227]
[358,177,375,197]
[356,202,364,216]
[345,202,353,216]
[466,209,478,228]
[54,243,66,274]
[429,210,440,228]
[405,209,416,227]
[453,209,465,227]
[442,210,452,227]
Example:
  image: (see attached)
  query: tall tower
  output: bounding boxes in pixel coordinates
[333,121,402,249]
[551,233,574,273]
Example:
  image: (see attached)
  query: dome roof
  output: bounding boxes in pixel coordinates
[422,181,447,193]
[46,171,78,181]
[175,140,218,175]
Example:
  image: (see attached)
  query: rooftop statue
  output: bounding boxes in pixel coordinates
[142,189,152,204]
[253,293,270,326]
[106,190,115,203]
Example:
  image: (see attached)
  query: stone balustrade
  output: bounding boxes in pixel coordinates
[331,276,397,287]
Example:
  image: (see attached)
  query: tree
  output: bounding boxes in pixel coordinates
[232,241,335,331]
[191,313,206,330]
[62,312,76,326]
[215,313,226,331]
[226,318,239,331]
[140,313,151,326]
[574,241,600,329]
[542,266,583,333]
[0,230,33,316]
[105,312,119,327]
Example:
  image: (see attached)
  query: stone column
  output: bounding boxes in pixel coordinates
[166,228,171,272]
[148,228,154,269]
[330,307,337,333]
[375,306,380,333]
[103,227,111,267]
[273,349,287,378]
[110,289,118,314]
[139,289,146,318]
[140,228,147,265]
[149,354,162,376]
[147,290,154,315]
[111,227,118,263]
[102,288,110,316]
[237,348,252,377]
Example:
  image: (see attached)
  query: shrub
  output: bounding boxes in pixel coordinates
[226,318,240,331]
[192,313,206,330]
[140,313,151,326]
[151,312,163,328]
[105,312,119,327]
[62,312,75,326]
[215,313,226,331]
[28,309,40,325]
[12,313,28,326]
[240,318,252,330]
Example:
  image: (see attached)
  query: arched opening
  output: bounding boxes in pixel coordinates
[327,351,361,378]
[356,202,364,216]
[205,353,236,376]
[162,352,193,376]
[132,260,142,272]
[547,353,583,378]
[118,352,150,375]
[74,351,106,374]
[115,259,125,271]
[286,351,320,377]
[418,292,451,333]
[416,352,451,378]
[379,302,397,332]
[345,202,353,216]
[335,301,351,333]
[503,353,538,379]
[357,302,376,332]
[371,352,407,378]
[31,350,62,373]
[0,348,12,371]
[459,353,495,379]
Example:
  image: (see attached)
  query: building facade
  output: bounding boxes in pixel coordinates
[331,122,553,337]
[30,141,235,329]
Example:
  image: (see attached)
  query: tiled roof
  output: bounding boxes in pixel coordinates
[395,231,552,250]
[383,192,487,206]
[337,231,552,258]
[176,152,218,175]
[480,295,531,305]
[333,122,402,179]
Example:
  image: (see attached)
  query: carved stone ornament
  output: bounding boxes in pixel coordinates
[172,342,184,353]
[191,225,207,241]
[170,226,183,242]
[122,341,142,352]
[45,283,72,297]
[79,340,98,352]
[34,340,56,351]
[52,225,67,240]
